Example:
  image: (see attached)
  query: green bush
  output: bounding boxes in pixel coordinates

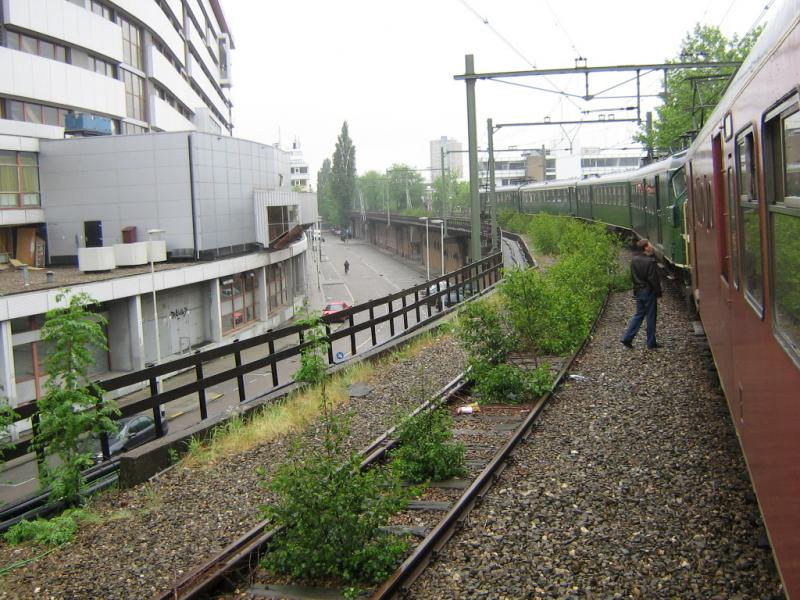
[259,440,410,585]
[391,408,466,483]
[4,509,90,546]
[456,299,517,366]
[471,361,551,404]
[527,213,565,255]
[259,311,410,586]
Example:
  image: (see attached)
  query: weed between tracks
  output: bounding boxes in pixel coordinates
[179,331,448,469]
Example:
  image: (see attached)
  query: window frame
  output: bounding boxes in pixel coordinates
[763,94,800,365]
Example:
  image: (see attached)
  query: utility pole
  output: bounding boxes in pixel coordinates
[487,118,498,252]
[440,146,448,236]
[465,54,482,263]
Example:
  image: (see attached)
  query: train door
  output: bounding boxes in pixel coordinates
[644,175,661,245]
[712,132,733,379]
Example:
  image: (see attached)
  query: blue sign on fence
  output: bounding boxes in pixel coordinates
[335,351,345,361]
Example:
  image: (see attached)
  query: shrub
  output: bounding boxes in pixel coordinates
[259,438,410,585]
[527,213,565,255]
[391,408,466,483]
[456,298,517,366]
[259,311,411,585]
[471,361,551,404]
[4,509,91,546]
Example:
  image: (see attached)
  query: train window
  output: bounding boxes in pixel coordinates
[783,111,800,202]
[765,104,800,359]
[705,179,713,229]
[692,180,699,225]
[727,167,739,288]
[672,167,687,199]
[737,131,764,313]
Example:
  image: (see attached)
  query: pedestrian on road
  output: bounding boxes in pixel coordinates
[621,238,662,349]
[344,260,350,275]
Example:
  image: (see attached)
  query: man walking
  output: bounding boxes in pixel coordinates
[621,239,662,349]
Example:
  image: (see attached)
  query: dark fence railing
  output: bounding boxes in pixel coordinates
[3,252,503,464]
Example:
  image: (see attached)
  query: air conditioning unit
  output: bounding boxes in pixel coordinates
[113,242,149,266]
[65,113,113,136]
[78,247,116,271]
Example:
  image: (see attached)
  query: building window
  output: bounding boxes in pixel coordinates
[0,151,40,208]
[122,122,147,135]
[121,69,145,121]
[119,16,142,69]
[88,55,116,77]
[267,264,287,313]
[89,0,113,20]
[5,31,69,63]
[2,98,69,128]
[219,271,259,333]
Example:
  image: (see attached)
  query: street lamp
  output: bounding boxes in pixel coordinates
[431,219,444,276]
[147,229,165,371]
[419,216,430,280]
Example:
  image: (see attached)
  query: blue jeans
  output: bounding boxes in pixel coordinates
[622,289,658,348]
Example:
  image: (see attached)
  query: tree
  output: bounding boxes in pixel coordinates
[35,290,119,505]
[386,164,424,211]
[636,24,761,154]
[358,170,386,211]
[432,172,467,215]
[331,122,357,229]
[316,158,337,225]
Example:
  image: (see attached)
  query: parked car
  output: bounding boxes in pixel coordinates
[322,301,351,323]
[92,414,168,463]
[425,281,477,310]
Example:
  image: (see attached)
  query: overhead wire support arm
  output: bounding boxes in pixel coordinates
[453,61,743,81]
[495,118,639,129]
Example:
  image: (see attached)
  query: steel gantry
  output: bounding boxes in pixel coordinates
[456,56,742,261]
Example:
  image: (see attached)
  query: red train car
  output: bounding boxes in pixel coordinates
[686,1,800,595]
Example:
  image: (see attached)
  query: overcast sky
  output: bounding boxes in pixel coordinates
[224,0,769,180]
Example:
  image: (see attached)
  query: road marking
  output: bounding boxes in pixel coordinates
[0,477,36,488]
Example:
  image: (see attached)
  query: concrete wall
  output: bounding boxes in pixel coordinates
[190,132,290,256]
[40,132,194,260]
[40,131,292,262]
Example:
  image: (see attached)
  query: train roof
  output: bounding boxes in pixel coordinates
[513,178,581,193]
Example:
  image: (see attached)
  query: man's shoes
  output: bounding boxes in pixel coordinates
[647,343,662,349]
[621,340,633,348]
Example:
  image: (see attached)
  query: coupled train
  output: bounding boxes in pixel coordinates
[493,2,800,595]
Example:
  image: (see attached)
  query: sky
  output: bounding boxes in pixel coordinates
[223,0,771,181]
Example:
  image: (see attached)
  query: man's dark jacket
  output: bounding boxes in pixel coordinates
[631,252,662,297]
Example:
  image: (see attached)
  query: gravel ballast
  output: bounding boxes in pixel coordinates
[409,288,784,599]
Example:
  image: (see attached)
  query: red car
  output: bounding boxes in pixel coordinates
[322,301,350,323]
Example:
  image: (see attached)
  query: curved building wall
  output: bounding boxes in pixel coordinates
[0,0,233,142]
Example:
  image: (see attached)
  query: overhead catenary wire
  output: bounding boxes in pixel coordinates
[455,0,584,113]
[717,0,739,28]
[456,0,537,69]
[542,0,582,60]
[743,0,776,40]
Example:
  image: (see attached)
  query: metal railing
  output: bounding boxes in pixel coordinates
[2,253,503,465]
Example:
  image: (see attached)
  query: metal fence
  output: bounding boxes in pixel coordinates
[4,252,503,464]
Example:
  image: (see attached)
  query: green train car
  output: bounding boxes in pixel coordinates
[493,152,689,268]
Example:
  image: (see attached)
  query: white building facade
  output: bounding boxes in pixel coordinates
[288,139,310,192]
[429,136,462,182]
[0,1,319,435]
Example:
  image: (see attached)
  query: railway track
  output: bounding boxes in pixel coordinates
[153,298,598,600]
